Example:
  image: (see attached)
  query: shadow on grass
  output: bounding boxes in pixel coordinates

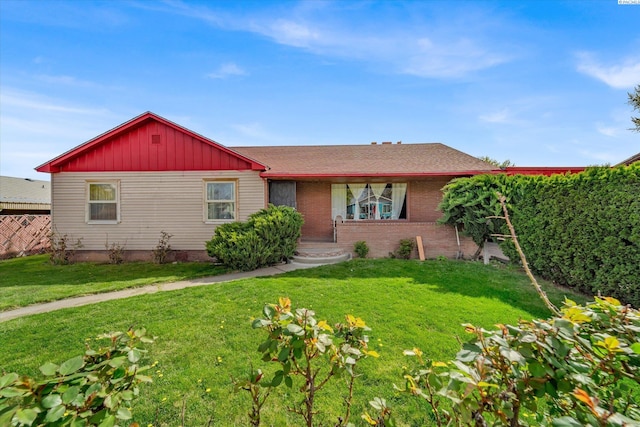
[278,258,588,319]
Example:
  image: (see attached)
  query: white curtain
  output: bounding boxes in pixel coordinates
[370,184,387,220]
[392,183,407,220]
[331,184,347,220]
[347,183,367,220]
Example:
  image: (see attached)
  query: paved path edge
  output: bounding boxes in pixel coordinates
[0,262,319,323]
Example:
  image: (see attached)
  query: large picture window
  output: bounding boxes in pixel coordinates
[331,183,406,220]
[205,181,236,221]
[87,182,119,223]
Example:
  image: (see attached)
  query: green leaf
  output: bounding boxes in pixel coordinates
[127,349,141,363]
[116,407,132,420]
[552,416,583,427]
[42,394,62,408]
[0,373,19,388]
[456,343,481,362]
[44,405,66,423]
[271,373,283,387]
[278,347,289,362]
[39,362,59,376]
[630,342,640,354]
[529,361,547,378]
[284,376,293,388]
[263,305,275,319]
[16,408,39,425]
[62,386,80,404]
[0,408,19,426]
[286,324,305,336]
[59,356,84,376]
[0,387,26,398]
[98,414,116,427]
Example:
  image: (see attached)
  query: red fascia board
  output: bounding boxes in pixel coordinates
[498,167,587,176]
[260,170,497,179]
[36,112,266,173]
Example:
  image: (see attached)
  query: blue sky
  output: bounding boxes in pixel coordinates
[1,0,639,180]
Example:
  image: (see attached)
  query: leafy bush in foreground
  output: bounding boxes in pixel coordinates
[0,328,154,426]
[379,297,640,426]
[206,205,303,271]
[235,297,379,427]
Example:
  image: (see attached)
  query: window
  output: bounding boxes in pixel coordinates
[205,181,236,221]
[331,183,407,220]
[87,182,119,223]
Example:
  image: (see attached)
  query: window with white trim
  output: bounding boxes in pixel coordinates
[205,181,236,221]
[331,183,407,220]
[87,182,119,223]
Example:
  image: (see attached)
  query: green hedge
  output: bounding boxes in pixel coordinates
[439,164,640,307]
[205,205,303,271]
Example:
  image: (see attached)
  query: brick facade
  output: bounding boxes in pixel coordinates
[296,181,333,241]
[335,221,478,259]
[407,178,450,222]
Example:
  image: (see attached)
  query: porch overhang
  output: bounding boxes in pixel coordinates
[261,170,496,180]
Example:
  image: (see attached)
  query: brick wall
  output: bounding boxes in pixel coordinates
[407,178,449,222]
[296,181,333,241]
[336,221,478,259]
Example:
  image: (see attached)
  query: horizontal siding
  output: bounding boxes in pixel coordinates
[52,171,265,250]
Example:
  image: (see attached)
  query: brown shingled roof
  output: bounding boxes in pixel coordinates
[232,143,495,178]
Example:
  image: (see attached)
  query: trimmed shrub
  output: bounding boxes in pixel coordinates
[390,238,416,259]
[438,164,640,307]
[206,205,303,271]
[354,241,369,258]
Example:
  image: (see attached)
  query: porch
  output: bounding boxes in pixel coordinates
[333,221,478,259]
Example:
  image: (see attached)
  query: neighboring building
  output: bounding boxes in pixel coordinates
[616,152,640,166]
[0,176,51,215]
[34,112,575,261]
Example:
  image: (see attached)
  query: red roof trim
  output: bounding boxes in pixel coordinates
[261,170,496,179]
[498,167,587,176]
[36,112,266,173]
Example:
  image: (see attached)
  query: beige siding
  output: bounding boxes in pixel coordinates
[51,171,265,250]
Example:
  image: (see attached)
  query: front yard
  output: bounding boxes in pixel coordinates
[0,258,588,425]
[0,255,228,311]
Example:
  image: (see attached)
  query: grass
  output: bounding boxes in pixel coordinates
[0,258,587,426]
[0,255,228,311]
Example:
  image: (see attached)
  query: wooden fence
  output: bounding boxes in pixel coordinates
[0,215,51,259]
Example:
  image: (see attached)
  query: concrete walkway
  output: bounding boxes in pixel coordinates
[0,262,320,323]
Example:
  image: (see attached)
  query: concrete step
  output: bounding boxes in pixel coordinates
[291,251,351,265]
[293,243,351,265]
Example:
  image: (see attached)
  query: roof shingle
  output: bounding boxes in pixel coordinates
[233,143,495,178]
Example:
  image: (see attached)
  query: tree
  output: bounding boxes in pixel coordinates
[477,156,514,169]
[628,84,640,132]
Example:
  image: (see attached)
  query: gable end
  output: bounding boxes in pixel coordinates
[36,112,265,173]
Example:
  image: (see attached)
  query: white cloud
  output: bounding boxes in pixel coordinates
[162,1,511,80]
[596,123,618,137]
[578,149,618,164]
[403,37,508,79]
[207,63,248,79]
[576,53,640,89]
[479,108,511,124]
[230,122,272,140]
[0,88,117,178]
[266,19,321,47]
[0,88,109,115]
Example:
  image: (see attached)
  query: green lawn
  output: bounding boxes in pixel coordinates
[0,258,587,426]
[0,255,228,311]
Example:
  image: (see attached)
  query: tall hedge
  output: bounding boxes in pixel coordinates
[206,204,303,271]
[439,164,640,307]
